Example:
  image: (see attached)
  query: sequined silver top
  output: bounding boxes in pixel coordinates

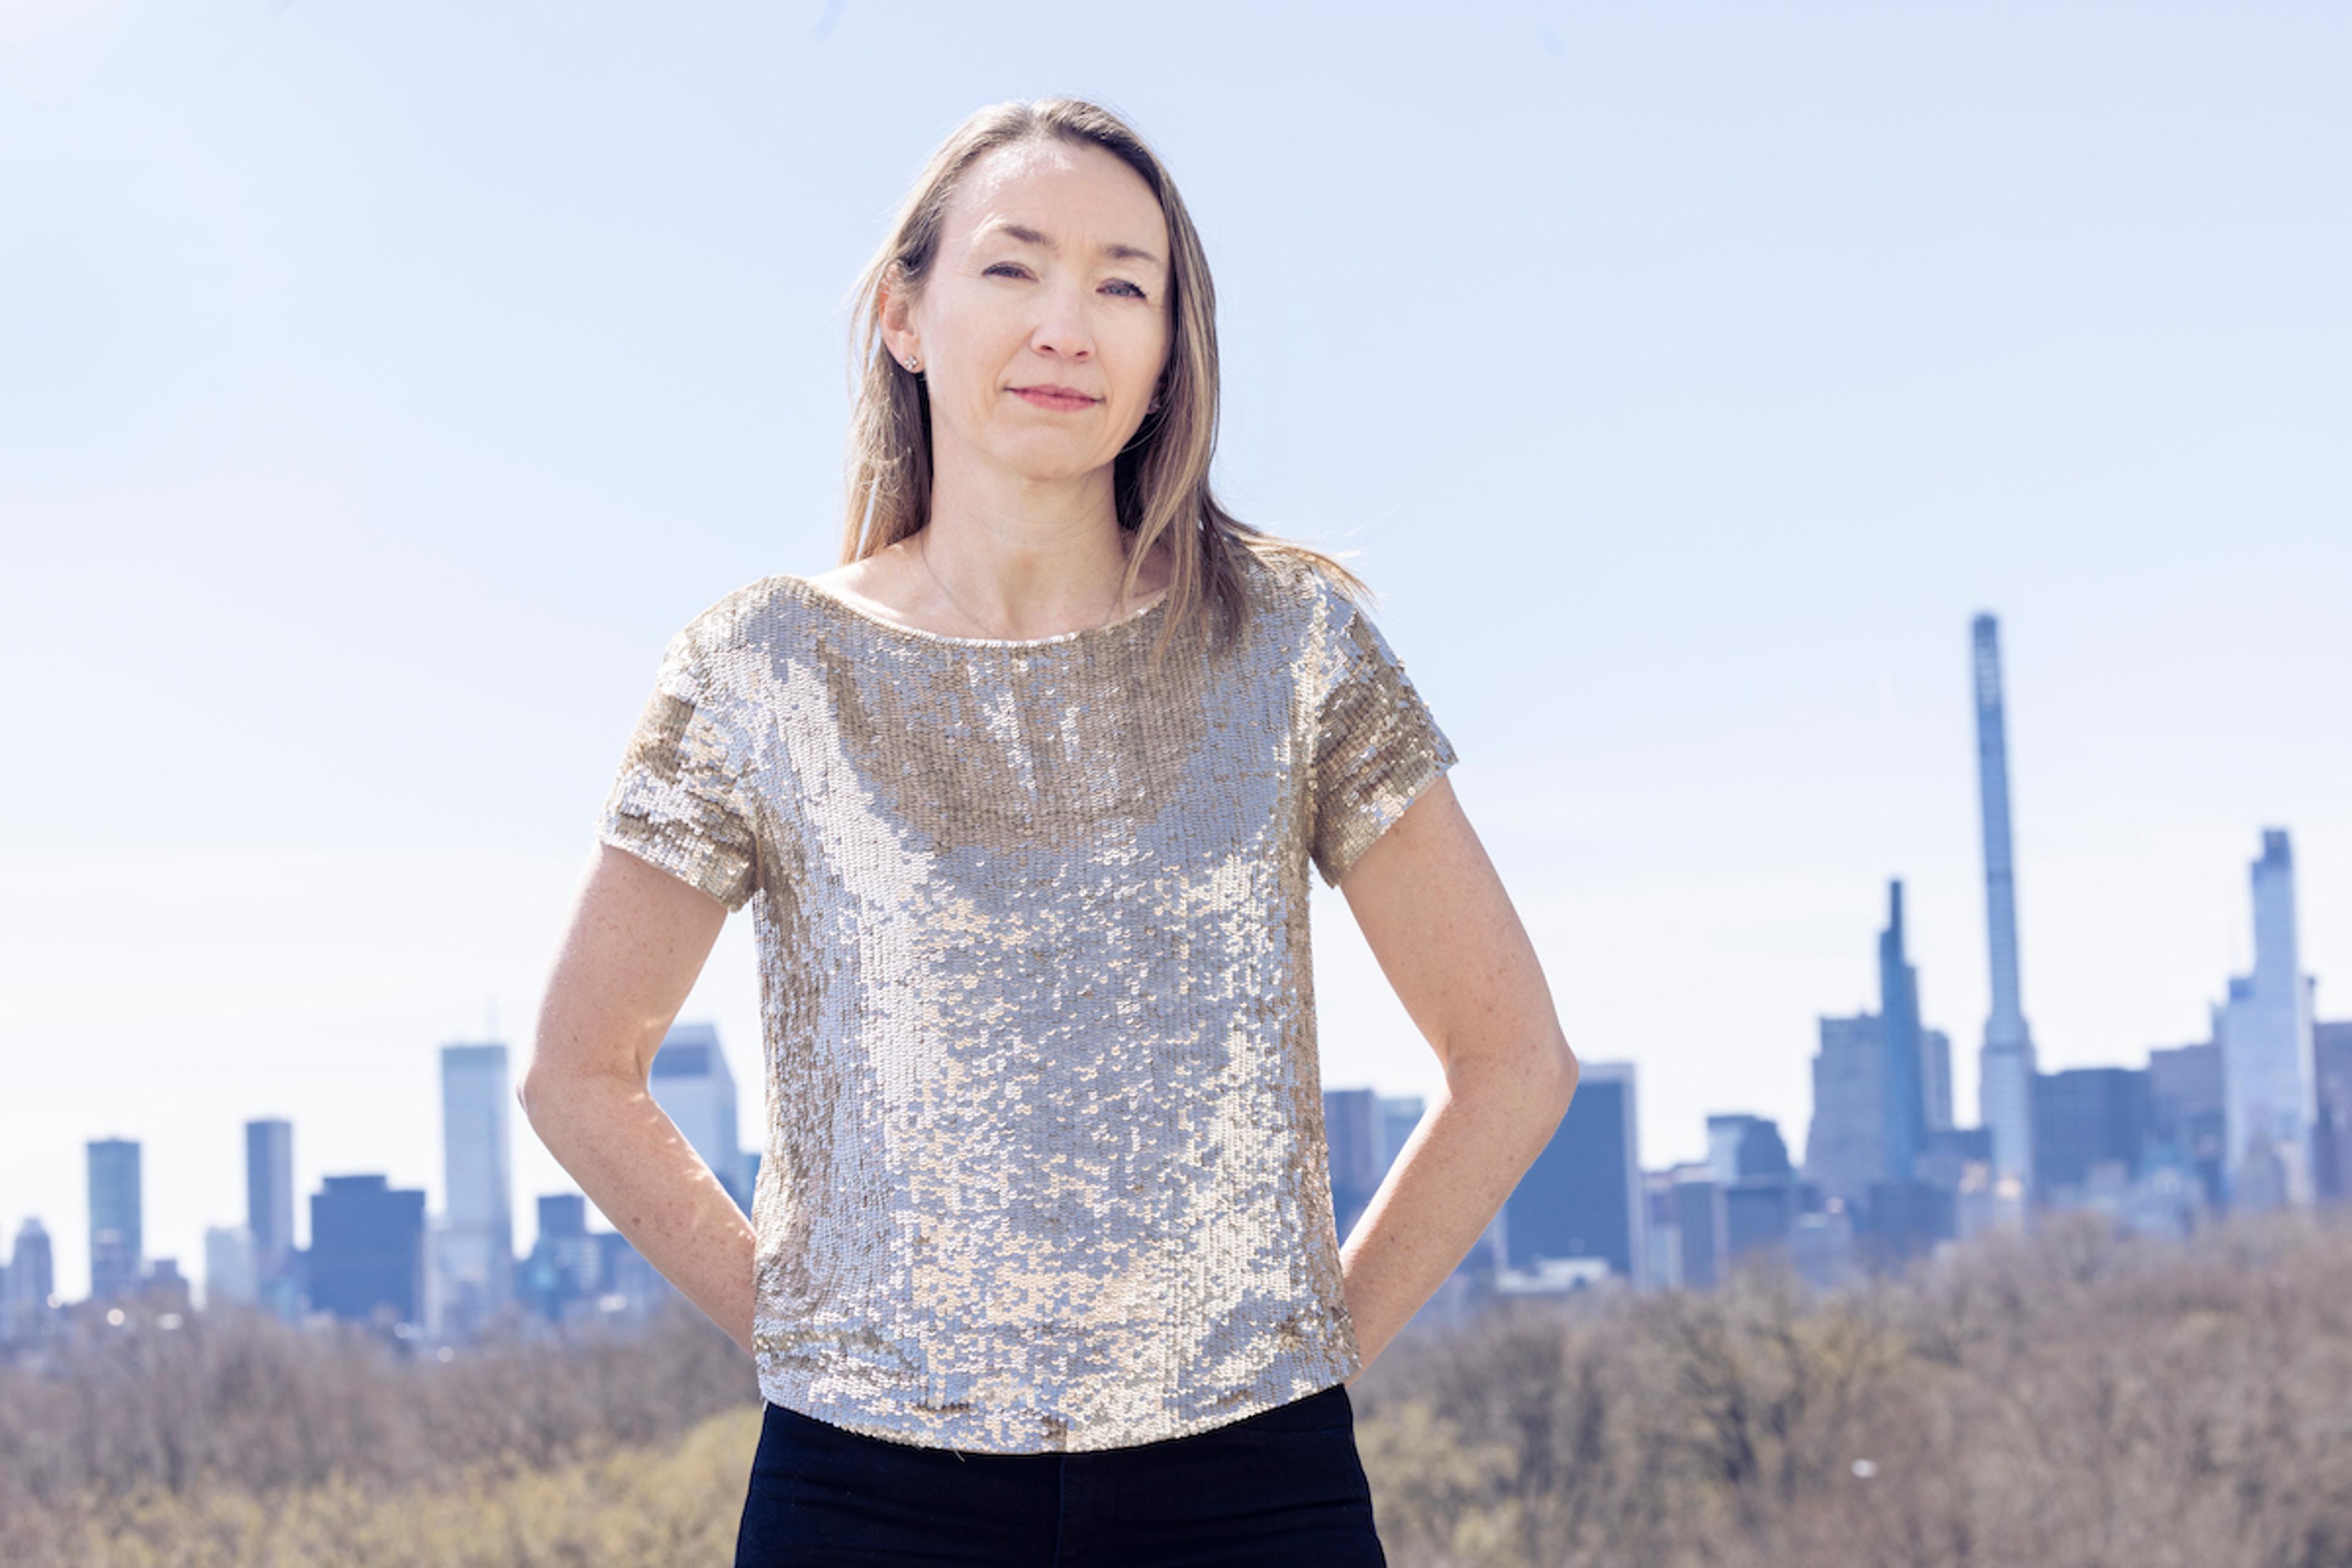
[597,545,1457,1453]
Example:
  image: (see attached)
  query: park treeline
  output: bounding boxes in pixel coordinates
[5,1208,2351,1567]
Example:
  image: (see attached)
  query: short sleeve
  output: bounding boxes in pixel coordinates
[1309,591,1459,888]
[597,627,761,911]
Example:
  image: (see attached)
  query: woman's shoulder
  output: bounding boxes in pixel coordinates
[1237,541,1366,639]
[655,573,805,676]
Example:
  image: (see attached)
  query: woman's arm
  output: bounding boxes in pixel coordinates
[1327,775,1580,1382]
[518,843,758,1355]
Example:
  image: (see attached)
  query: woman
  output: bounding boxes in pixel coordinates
[523,97,1578,1566]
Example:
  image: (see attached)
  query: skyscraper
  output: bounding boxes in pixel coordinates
[4,1219,55,1338]
[244,1118,296,1306]
[649,1023,747,1212]
[2215,829,2318,1209]
[1321,1087,1383,1245]
[1804,1012,1884,1208]
[1920,1028,1954,1134]
[1879,881,1929,1185]
[2031,1067,2152,1197]
[1971,614,2038,1191]
[436,1042,516,1332]
[1503,1061,1642,1283]
[86,1137,143,1305]
[309,1174,428,1325]
[203,1226,257,1308]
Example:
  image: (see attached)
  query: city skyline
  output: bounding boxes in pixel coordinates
[6,4,2348,1302]
[12,804,2335,1308]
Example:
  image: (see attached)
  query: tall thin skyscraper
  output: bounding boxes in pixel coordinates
[437,1043,516,1331]
[1971,614,2038,1190]
[1879,881,1929,1185]
[2215,829,2318,1209]
[86,1137,143,1305]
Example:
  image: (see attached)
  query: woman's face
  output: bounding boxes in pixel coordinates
[886,138,1172,494]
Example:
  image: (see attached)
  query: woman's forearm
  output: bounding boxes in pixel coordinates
[1336,1050,1575,1379]
[520,1068,757,1356]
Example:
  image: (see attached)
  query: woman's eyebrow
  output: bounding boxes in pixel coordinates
[979,219,1165,273]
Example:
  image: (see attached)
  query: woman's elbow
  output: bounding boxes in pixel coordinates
[1547,1033,1581,1111]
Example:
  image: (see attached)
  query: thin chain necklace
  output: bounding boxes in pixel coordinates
[918,530,1126,639]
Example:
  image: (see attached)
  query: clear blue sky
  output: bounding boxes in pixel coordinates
[5,1,2347,1300]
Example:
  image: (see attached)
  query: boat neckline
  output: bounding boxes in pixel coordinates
[778,573,1174,649]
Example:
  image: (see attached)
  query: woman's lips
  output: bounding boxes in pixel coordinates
[1012,388,1101,412]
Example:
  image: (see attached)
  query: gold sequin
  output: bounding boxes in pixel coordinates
[598,546,1456,1452]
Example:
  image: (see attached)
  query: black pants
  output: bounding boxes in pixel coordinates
[734,1382,1387,1566]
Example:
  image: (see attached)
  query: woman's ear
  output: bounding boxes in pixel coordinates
[878,262,920,369]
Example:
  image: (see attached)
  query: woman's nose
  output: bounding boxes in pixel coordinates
[1030,282,1094,358]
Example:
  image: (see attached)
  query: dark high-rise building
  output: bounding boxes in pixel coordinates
[1858,1177,1949,1269]
[1914,1125,1994,1194]
[649,1023,748,1213]
[1708,1114,1792,1180]
[1879,881,1930,1186]
[1322,1087,1383,1245]
[4,1219,55,1337]
[245,1118,296,1298]
[2147,1041,2226,1206]
[1972,614,2038,1191]
[1805,1012,1885,1208]
[2313,1022,2352,1203]
[1672,1172,1723,1291]
[1921,1028,1954,1133]
[1723,1180,1798,1267]
[2032,1068,2152,1197]
[1504,1062,1642,1283]
[86,1137,143,1305]
[308,1174,426,1325]
[1708,1115,1800,1275]
[521,1194,601,1321]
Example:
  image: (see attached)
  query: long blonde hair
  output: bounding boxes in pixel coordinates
[838,97,1369,662]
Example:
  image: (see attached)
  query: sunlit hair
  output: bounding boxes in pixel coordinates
[839,96,1369,661]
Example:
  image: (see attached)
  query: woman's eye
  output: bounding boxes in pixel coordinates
[982,263,1146,301]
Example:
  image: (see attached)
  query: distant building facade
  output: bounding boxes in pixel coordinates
[309,1174,427,1325]
[2313,1022,2352,1203]
[1323,1087,1383,1245]
[650,1023,748,1213]
[3,1219,56,1339]
[1806,1013,1885,1208]
[2216,829,2318,1209]
[86,1137,143,1305]
[203,1225,257,1308]
[1504,1061,1642,1284]
[245,1118,298,1314]
[435,1042,517,1334]
[2147,1042,2226,1207]
[2033,1067,2152,1199]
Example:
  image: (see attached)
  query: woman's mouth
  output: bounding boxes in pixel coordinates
[1011,387,1101,412]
